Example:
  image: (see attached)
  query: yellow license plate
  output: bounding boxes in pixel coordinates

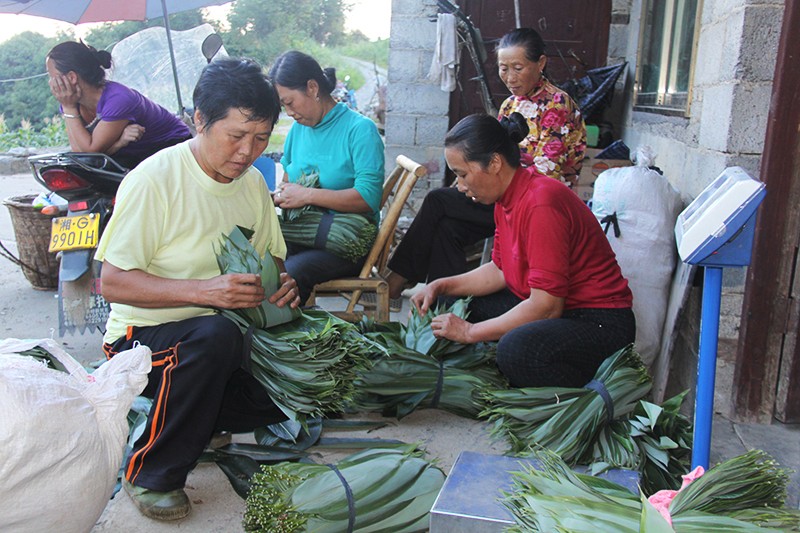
[49,214,100,252]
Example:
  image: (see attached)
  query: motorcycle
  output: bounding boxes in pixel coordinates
[30,153,127,335]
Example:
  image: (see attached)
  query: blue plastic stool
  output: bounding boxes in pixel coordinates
[252,156,276,191]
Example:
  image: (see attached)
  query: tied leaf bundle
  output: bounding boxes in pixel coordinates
[351,299,508,419]
[502,448,800,532]
[279,172,377,262]
[246,309,385,424]
[481,344,652,461]
[243,445,446,533]
[216,225,301,329]
[581,391,693,494]
[353,337,506,419]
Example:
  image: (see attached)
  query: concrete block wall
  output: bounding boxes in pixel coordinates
[616,0,784,415]
[385,0,451,211]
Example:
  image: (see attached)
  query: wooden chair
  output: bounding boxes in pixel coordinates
[305,155,427,321]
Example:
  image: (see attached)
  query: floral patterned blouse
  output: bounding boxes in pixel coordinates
[497,78,586,186]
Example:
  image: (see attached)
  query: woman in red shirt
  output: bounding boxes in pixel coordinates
[411,113,634,388]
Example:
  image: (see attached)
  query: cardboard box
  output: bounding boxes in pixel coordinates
[577,147,632,190]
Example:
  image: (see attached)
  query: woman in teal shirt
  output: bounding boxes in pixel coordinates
[270,50,385,303]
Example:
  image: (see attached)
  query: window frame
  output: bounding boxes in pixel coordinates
[633,0,704,117]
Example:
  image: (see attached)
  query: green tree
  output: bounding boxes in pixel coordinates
[0,31,65,129]
[223,0,349,63]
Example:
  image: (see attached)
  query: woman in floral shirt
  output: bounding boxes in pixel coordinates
[385,28,586,302]
[497,49,586,184]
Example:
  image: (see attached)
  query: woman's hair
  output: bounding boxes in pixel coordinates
[268,50,337,97]
[47,41,111,87]
[193,57,281,129]
[445,112,530,168]
[497,27,546,62]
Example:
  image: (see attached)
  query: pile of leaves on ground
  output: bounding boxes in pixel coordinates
[243,444,445,533]
[350,298,508,419]
[502,448,800,532]
[481,344,694,493]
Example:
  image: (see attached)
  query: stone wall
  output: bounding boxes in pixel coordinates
[385,0,451,211]
[614,0,785,414]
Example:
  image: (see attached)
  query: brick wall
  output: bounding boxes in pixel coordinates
[385,0,450,212]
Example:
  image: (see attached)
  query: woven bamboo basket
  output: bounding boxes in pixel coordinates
[3,194,59,290]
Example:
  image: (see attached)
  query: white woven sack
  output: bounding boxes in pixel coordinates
[0,339,151,533]
[591,147,682,367]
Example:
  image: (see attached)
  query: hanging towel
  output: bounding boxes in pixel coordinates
[429,13,459,92]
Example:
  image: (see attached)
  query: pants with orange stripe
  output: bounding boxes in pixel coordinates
[103,314,287,492]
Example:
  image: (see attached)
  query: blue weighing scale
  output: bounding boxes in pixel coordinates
[674,166,766,469]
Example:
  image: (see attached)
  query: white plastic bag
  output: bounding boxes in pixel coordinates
[0,339,151,533]
[592,147,683,367]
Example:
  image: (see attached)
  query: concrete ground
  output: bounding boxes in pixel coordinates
[0,168,797,532]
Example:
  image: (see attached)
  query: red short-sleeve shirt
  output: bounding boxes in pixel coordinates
[492,166,633,309]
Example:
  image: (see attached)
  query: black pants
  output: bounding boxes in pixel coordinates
[468,290,636,388]
[113,135,192,170]
[285,243,364,304]
[388,186,495,283]
[103,314,286,492]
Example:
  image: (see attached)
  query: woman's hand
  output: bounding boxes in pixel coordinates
[49,73,80,110]
[430,313,474,344]
[273,182,313,210]
[410,281,443,316]
[200,273,265,309]
[108,124,145,154]
[268,271,302,308]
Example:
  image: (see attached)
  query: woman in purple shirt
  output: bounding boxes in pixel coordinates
[46,41,191,169]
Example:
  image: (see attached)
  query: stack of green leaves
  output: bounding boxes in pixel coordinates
[243,445,446,532]
[216,225,301,329]
[629,391,693,494]
[502,448,800,532]
[215,225,383,425]
[279,172,377,262]
[668,449,798,529]
[245,309,384,424]
[16,345,69,372]
[580,391,693,494]
[480,344,652,461]
[350,299,508,419]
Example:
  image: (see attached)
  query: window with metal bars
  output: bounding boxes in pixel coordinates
[634,0,702,116]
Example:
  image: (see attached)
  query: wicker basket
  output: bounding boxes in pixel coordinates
[3,194,59,290]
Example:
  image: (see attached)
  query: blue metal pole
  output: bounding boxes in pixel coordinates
[692,265,723,469]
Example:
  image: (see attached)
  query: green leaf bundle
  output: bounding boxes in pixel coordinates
[502,448,800,532]
[245,309,385,424]
[351,299,508,419]
[481,344,652,461]
[669,449,793,518]
[243,445,446,532]
[279,171,377,262]
[216,225,301,329]
[580,391,693,494]
[630,391,693,494]
[352,340,506,419]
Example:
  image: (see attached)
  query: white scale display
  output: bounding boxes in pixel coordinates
[673,166,766,470]
[675,166,766,266]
